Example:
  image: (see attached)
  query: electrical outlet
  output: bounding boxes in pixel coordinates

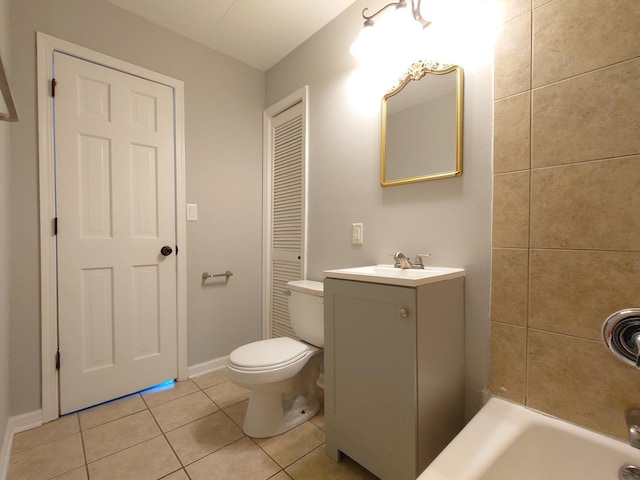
[352,223,363,245]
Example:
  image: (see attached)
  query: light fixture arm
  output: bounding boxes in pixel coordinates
[411,0,431,28]
[361,0,430,28]
[362,1,407,27]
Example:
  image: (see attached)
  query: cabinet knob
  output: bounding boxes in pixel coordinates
[399,308,409,318]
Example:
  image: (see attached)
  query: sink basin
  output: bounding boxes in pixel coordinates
[324,264,464,287]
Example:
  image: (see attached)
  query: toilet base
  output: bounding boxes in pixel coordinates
[241,353,322,438]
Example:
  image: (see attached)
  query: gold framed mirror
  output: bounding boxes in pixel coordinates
[381,61,463,186]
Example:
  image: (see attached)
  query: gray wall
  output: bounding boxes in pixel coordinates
[266,0,493,416]
[9,0,265,414]
[6,0,492,420]
[0,0,12,453]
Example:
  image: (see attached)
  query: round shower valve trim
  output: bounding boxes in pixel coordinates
[602,308,640,368]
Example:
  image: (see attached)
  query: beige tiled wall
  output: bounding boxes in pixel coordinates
[489,0,640,439]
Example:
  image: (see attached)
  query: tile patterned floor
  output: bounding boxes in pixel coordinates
[7,371,379,480]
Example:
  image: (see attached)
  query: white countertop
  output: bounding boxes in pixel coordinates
[324,264,464,287]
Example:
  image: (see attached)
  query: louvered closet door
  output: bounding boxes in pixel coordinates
[270,102,306,338]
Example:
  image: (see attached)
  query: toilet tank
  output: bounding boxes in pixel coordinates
[287,280,324,348]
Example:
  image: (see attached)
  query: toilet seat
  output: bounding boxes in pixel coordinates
[229,337,310,371]
[226,337,320,385]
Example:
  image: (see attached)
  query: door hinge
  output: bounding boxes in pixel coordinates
[55,349,60,370]
[53,217,58,235]
[51,78,57,98]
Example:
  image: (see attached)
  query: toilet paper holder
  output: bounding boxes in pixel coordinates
[602,308,640,368]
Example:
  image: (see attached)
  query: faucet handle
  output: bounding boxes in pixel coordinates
[414,253,431,267]
[626,408,640,449]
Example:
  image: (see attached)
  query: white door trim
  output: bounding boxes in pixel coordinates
[261,86,309,339]
[37,32,188,422]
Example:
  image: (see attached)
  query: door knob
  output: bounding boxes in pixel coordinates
[160,246,173,256]
[399,308,409,318]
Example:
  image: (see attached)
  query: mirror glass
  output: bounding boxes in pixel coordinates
[381,62,463,186]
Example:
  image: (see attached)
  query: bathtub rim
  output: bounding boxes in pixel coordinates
[417,396,640,480]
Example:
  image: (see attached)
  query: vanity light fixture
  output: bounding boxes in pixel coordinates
[350,0,431,65]
[360,0,430,29]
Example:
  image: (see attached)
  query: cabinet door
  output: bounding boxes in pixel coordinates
[325,279,417,480]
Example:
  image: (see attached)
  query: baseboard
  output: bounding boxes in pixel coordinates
[187,356,228,379]
[0,410,43,480]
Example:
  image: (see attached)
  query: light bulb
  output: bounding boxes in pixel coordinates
[379,4,422,43]
[350,25,380,64]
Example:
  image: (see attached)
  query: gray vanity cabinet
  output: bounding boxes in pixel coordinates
[323,277,465,480]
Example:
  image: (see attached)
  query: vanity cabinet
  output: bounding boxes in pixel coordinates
[323,276,464,480]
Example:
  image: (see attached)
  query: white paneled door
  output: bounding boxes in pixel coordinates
[54,52,178,414]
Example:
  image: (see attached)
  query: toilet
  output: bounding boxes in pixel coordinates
[225,279,324,438]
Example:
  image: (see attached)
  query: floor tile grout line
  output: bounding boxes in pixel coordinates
[157,467,191,480]
[147,386,195,480]
[80,406,150,433]
[145,388,208,412]
[77,382,219,475]
[248,417,327,472]
[148,394,239,436]
[218,401,247,431]
[140,379,204,409]
[39,426,89,480]
[76,392,145,428]
[14,377,249,458]
[81,395,167,474]
[248,435,285,471]
[81,410,167,465]
[82,432,166,468]
[160,414,237,469]
[10,432,78,457]
[14,376,328,480]
[266,469,290,480]
[77,417,89,480]
[140,390,154,410]
[145,387,251,471]
[144,397,190,474]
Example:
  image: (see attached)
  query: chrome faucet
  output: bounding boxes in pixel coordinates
[393,252,432,269]
[393,252,413,269]
[626,409,640,449]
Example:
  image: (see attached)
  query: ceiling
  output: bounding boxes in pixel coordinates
[106,0,357,71]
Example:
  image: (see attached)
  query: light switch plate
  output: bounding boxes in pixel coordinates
[186,203,198,221]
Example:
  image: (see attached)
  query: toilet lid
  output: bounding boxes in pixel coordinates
[229,337,310,369]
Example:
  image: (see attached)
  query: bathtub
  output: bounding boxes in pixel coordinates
[418,397,640,480]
